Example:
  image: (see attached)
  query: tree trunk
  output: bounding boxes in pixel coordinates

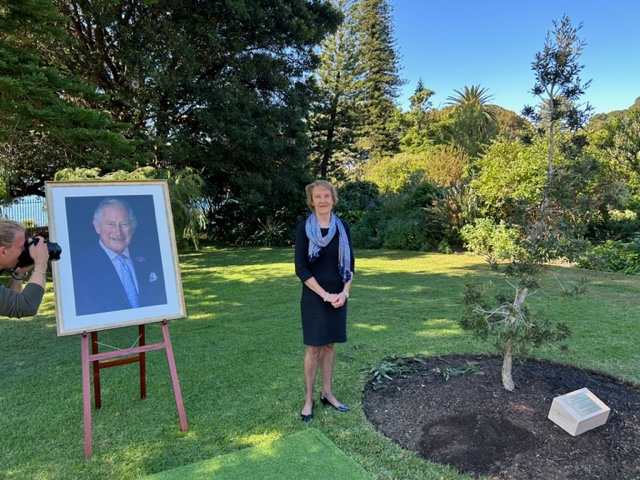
[502,286,529,391]
[502,338,515,391]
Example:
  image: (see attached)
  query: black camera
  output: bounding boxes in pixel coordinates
[16,237,62,268]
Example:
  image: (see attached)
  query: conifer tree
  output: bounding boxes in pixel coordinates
[308,0,360,180]
[352,0,403,170]
[398,79,436,153]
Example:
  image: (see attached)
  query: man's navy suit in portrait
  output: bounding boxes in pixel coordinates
[72,243,166,315]
[70,198,167,316]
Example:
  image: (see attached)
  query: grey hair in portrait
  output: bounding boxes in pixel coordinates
[305,180,338,211]
[93,198,138,225]
[0,219,26,248]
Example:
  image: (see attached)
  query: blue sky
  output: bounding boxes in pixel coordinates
[391,0,640,114]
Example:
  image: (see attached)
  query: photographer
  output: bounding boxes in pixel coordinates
[0,220,48,318]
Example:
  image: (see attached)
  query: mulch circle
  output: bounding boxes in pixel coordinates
[362,354,640,479]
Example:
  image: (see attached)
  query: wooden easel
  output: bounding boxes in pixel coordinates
[80,320,187,457]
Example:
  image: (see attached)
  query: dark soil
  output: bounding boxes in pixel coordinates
[362,354,640,479]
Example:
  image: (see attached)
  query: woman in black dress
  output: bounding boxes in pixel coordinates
[294,180,354,422]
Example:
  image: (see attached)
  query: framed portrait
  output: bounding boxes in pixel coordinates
[45,180,186,336]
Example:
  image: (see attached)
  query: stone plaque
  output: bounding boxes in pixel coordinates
[548,387,610,436]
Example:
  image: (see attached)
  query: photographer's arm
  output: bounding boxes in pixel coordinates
[1,278,45,317]
[7,276,24,293]
[26,237,48,289]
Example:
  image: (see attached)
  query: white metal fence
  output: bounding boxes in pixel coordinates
[0,196,48,226]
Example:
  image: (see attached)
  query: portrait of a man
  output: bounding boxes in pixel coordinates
[71,197,167,316]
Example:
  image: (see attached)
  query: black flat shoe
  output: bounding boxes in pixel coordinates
[320,394,350,412]
[300,401,314,422]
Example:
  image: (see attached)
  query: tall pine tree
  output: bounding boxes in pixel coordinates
[308,0,360,181]
[352,0,403,172]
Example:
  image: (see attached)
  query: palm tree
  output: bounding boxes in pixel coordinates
[446,84,497,130]
[446,84,494,105]
[445,85,498,158]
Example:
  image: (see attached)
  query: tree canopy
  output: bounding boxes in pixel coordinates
[2,2,639,259]
[0,0,137,198]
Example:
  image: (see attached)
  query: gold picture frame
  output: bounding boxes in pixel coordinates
[45,180,186,336]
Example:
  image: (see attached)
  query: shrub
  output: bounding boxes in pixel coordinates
[347,180,454,252]
[21,218,37,229]
[422,182,473,248]
[351,209,383,249]
[437,239,453,254]
[335,180,380,224]
[586,209,640,243]
[244,218,291,247]
[381,211,432,251]
[577,239,640,275]
[401,181,442,209]
[461,218,518,259]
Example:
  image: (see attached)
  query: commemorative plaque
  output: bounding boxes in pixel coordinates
[548,387,610,436]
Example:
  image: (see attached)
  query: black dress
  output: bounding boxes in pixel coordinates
[294,218,354,346]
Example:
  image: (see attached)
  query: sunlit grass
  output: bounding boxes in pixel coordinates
[1,245,638,479]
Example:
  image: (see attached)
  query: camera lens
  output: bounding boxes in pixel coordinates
[46,241,62,261]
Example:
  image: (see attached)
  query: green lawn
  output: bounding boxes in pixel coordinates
[1,246,639,479]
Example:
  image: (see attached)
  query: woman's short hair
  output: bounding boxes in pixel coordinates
[0,219,26,248]
[305,180,338,211]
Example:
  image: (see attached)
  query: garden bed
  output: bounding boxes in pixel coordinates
[363,354,640,479]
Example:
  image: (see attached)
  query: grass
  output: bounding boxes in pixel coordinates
[1,246,639,479]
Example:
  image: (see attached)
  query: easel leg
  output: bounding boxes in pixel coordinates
[139,324,146,399]
[81,332,93,457]
[91,332,101,409]
[161,320,188,431]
